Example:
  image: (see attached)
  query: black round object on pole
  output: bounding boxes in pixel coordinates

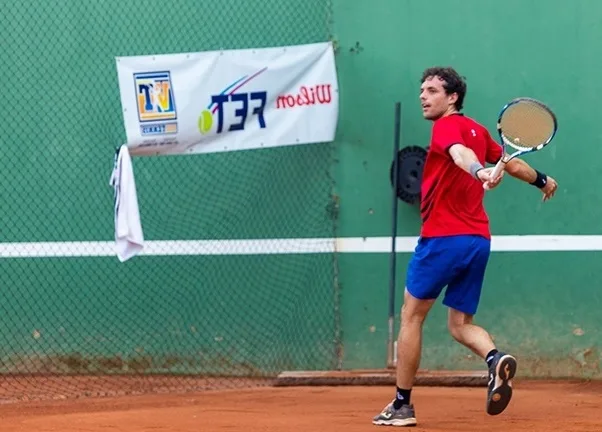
[390,145,427,205]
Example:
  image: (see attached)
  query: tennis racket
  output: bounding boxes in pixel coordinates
[484,97,557,190]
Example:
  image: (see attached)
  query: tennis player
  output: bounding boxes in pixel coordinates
[372,66,558,427]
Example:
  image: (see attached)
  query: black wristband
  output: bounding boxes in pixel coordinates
[530,169,547,189]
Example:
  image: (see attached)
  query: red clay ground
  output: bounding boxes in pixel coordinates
[0,380,601,431]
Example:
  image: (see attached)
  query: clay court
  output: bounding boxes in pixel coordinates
[1,380,601,431]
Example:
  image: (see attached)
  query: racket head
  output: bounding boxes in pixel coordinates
[497,97,558,153]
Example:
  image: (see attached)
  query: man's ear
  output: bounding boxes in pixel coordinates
[448,92,458,106]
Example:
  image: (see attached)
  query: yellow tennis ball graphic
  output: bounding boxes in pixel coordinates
[198,110,213,134]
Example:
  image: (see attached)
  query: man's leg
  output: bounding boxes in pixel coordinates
[373,237,454,427]
[443,235,517,416]
[372,289,435,427]
[396,289,435,392]
[447,308,495,358]
[447,308,517,415]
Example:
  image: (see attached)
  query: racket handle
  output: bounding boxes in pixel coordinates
[483,159,506,190]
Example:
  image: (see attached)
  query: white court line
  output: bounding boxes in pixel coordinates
[337,235,602,253]
[0,236,600,258]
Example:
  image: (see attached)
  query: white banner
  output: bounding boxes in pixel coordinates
[115,42,339,156]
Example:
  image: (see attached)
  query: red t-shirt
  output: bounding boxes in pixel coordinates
[420,113,503,240]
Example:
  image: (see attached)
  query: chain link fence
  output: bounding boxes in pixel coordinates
[0,0,338,402]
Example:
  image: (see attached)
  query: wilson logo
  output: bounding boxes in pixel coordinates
[276,84,333,109]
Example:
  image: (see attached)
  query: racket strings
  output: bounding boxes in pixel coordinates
[500,102,556,150]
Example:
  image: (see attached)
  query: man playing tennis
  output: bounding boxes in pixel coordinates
[372,66,558,427]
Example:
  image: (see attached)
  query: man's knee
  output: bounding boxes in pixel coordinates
[401,304,428,326]
[447,309,473,341]
[448,321,464,342]
[400,288,434,326]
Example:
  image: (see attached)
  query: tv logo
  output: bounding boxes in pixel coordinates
[134,71,177,123]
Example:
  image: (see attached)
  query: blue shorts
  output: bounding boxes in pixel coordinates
[406,235,491,315]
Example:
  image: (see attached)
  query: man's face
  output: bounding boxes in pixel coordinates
[419,76,458,120]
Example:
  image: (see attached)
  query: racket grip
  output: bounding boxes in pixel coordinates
[491,159,505,179]
[483,159,506,190]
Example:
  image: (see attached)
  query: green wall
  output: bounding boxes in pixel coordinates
[333,0,602,377]
[2,0,601,388]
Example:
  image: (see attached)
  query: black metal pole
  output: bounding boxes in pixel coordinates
[387,102,401,369]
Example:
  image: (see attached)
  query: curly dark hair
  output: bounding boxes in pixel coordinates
[421,67,467,111]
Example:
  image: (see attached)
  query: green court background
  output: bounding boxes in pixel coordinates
[333,0,601,377]
[0,0,600,381]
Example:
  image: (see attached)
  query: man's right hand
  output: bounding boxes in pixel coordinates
[477,167,504,190]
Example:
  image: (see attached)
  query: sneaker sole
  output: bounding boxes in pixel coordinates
[372,418,417,427]
[487,354,517,416]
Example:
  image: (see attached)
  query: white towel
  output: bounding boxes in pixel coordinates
[110,145,144,262]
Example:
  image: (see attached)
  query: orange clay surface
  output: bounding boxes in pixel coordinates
[1,380,601,431]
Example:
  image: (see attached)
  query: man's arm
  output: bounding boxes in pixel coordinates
[505,158,541,184]
[449,144,482,176]
[448,144,502,187]
[505,158,558,201]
